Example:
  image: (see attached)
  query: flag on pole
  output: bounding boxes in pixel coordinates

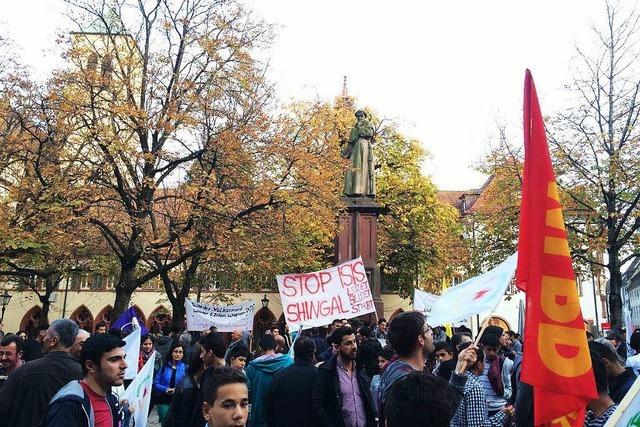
[123,350,155,427]
[427,253,517,326]
[516,70,597,426]
[111,306,149,336]
[123,317,141,380]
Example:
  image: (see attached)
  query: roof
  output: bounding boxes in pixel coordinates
[436,176,494,215]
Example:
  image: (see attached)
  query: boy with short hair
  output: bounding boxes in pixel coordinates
[228,345,250,372]
[202,367,249,427]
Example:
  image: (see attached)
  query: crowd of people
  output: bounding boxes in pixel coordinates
[0,313,637,426]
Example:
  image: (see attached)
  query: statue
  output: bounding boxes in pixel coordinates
[342,110,375,197]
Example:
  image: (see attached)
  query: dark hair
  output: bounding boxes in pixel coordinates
[385,371,457,427]
[228,345,250,361]
[200,332,227,358]
[332,319,342,326]
[333,327,355,346]
[358,326,373,339]
[378,318,387,325]
[165,340,184,364]
[434,341,452,354]
[80,333,125,375]
[590,340,619,363]
[95,321,107,332]
[141,334,154,345]
[294,336,316,362]
[479,333,500,348]
[387,311,426,357]
[631,331,640,352]
[187,352,204,376]
[202,366,248,405]
[459,341,484,369]
[590,350,608,393]
[0,335,24,353]
[451,333,471,356]
[259,334,276,351]
[380,347,395,361]
[50,319,79,348]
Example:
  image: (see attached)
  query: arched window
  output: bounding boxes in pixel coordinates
[20,306,44,338]
[101,55,113,82]
[70,305,94,332]
[147,306,172,334]
[253,307,276,339]
[95,305,114,329]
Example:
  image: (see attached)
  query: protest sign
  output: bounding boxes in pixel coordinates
[123,350,155,427]
[277,257,376,329]
[122,317,141,380]
[185,299,255,332]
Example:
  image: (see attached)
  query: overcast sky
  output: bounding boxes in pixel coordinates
[2,0,609,190]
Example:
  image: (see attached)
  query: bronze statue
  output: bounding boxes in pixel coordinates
[342,110,375,197]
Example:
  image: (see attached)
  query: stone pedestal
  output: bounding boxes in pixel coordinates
[335,197,385,321]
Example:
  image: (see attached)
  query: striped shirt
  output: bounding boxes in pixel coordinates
[479,361,507,413]
[451,373,508,427]
[585,405,617,427]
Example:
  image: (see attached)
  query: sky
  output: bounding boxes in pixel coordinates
[1,0,609,190]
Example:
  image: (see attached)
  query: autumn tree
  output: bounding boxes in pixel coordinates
[548,0,640,328]
[374,119,468,297]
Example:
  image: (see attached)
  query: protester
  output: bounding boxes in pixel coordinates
[139,333,162,373]
[95,322,108,334]
[378,311,475,425]
[274,334,287,354]
[370,347,396,415]
[0,319,83,427]
[626,330,640,375]
[70,329,90,361]
[606,330,628,363]
[154,340,189,426]
[40,333,126,426]
[432,341,453,376]
[224,328,249,366]
[201,367,249,427]
[437,332,472,381]
[592,339,636,403]
[179,332,197,365]
[266,336,318,427]
[165,354,204,427]
[312,326,376,427]
[22,324,47,362]
[281,323,292,353]
[310,327,329,360]
[385,371,457,427]
[451,342,513,427]
[356,326,383,378]
[228,345,249,373]
[374,318,388,340]
[187,332,227,427]
[0,334,24,387]
[246,334,293,427]
[508,331,522,354]
[585,349,617,427]
[478,333,513,415]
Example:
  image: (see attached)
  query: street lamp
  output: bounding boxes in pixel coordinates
[0,290,12,324]
[261,294,269,309]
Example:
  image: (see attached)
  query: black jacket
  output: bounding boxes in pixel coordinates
[0,351,83,427]
[312,356,376,427]
[166,374,199,427]
[610,367,637,403]
[356,338,382,378]
[266,361,319,427]
[39,380,121,427]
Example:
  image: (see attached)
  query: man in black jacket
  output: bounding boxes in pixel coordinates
[267,336,318,427]
[312,327,376,427]
[40,333,126,426]
[0,319,83,427]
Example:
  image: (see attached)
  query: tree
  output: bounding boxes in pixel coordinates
[549,0,640,328]
[58,0,286,319]
[374,118,468,297]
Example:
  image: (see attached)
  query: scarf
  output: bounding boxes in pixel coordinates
[488,356,504,396]
[141,346,156,364]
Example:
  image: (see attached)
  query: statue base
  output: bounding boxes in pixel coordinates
[335,196,386,322]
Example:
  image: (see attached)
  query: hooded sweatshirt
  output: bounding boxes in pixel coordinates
[246,353,293,427]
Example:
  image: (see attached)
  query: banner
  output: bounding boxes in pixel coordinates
[123,317,141,380]
[427,254,517,326]
[413,289,439,321]
[604,375,640,426]
[277,257,376,330]
[123,350,155,427]
[185,299,255,332]
[111,307,149,336]
[516,70,596,425]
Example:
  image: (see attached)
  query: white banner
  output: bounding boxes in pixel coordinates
[277,257,376,330]
[185,299,255,332]
[123,350,155,427]
[123,317,141,380]
[414,289,469,327]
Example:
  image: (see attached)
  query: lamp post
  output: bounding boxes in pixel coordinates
[261,294,269,309]
[0,290,12,324]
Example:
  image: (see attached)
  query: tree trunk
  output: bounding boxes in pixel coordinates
[171,301,186,330]
[608,248,623,330]
[39,297,51,327]
[112,267,137,321]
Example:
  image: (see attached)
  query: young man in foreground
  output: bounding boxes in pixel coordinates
[202,367,249,427]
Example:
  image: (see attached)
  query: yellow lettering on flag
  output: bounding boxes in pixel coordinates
[544,236,570,257]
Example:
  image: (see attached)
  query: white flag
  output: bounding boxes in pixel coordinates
[428,253,517,325]
[413,289,439,322]
[123,317,141,380]
[123,350,155,427]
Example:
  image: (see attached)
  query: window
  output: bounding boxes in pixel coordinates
[91,273,104,290]
[101,55,113,82]
[87,53,98,71]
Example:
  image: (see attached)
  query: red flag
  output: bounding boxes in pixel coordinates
[516,70,597,426]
